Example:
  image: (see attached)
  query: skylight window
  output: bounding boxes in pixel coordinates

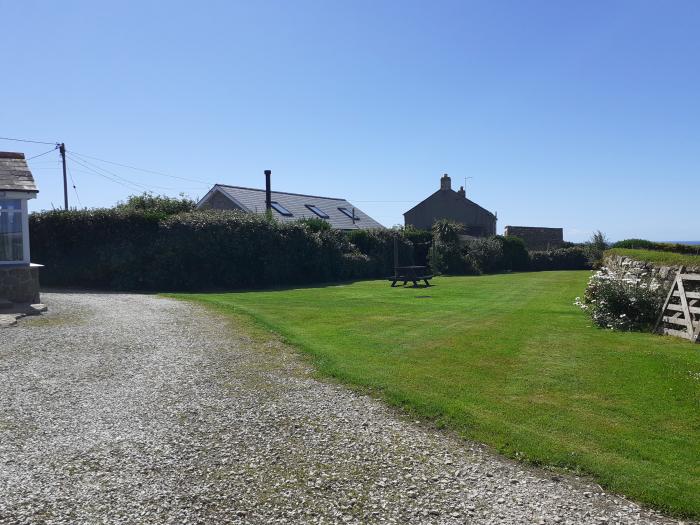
[305,204,329,219]
[270,201,292,216]
[338,207,359,220]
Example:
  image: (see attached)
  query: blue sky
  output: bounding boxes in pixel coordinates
[2,1,698,242]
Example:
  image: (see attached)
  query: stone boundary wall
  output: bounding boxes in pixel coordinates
[603,254,700,290]
[504,226,563,251]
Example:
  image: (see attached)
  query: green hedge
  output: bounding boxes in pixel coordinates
[528,247,590,271]
[30,209,413,291]
[612,239,700,255]
[426,220,589,275]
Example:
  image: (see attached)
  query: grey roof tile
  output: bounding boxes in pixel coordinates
[202,184,384,230]
[0,152,38,193]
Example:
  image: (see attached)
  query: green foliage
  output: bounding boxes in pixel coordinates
[585,230,610,265]
[577,269,665,332]
[30,208,398,290]
[401,226,432,266]
[529,247,591,271]
[429,226,586,275]
[115,193,196,218]
[346,228,413,276]
[431,219,463,244]
[428,220,466,274]
[499,235,530,271]
[178,272,700,517]
[463,237,504,274]
[613,239,700,256]
[294,217,331,232]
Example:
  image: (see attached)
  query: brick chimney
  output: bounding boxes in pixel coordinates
[440,173,451,191]
[457,185,466,198]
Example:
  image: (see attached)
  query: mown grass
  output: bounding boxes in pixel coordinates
[171,271,700,517]
[607,248,700,267]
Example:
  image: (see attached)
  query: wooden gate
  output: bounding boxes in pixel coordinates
[655,270,700,343]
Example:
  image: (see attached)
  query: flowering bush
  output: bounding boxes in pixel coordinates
[576,267,666,331]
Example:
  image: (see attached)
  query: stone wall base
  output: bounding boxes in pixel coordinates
[603,254,700,291]
[0,265,41,304]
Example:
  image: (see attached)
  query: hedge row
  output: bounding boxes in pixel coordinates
[612,239,700,256]
[29,209,415,291]
[428,220,591,275]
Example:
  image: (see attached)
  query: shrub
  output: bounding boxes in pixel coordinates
[576,268,665,331]
[295,217,331,232]
[464,237,504,274]
[428,220,468,274]
[402,226,432,266]
[115,193,196,218]
[499,235,529,271]
[346,228,413,277]
[585,230,609,265]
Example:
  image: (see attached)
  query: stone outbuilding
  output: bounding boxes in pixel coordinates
[403,174,496,236]
[0,152,41,305]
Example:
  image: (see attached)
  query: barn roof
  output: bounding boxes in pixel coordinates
[0,152,38,193]
[198,184,385,230]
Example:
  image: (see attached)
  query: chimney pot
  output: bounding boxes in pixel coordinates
[457,185,466,198]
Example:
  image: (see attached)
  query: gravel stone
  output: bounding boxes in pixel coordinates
[0,292,692,524]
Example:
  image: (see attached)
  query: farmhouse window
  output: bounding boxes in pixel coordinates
[0,199,27,263]
[305,204,329,219]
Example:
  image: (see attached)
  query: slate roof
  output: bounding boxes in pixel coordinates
[0,152,38,193]
[198,184,385,230]
[403,189,495,219]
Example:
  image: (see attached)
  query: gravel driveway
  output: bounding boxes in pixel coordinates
[0,293,688,524]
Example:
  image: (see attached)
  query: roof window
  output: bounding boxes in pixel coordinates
[305,204,329,219]
[338,207,359,220]
[270,201,293,216]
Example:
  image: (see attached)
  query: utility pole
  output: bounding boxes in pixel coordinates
[59,143,68,210]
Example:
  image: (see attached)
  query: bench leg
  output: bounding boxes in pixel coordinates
[412,280,419,287]
[424,280,431,287]
[391,280,397,287]
[402,281,408,286]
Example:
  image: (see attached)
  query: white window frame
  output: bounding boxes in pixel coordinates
[0,198,30,265]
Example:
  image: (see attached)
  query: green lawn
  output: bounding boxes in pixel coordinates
[607,247,700,267]
[172,271,700,517]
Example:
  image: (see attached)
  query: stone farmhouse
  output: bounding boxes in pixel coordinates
[404,174,497,236]
[197,177,384,230]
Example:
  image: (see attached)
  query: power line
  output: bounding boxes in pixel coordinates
[68,150,214,186]
[67,166,82,208]
[26,146,59,161]
[0,136,57,146]
[66,152,174,192]
[65,154,145,193]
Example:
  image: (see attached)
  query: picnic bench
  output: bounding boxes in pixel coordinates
[389,265,433,287]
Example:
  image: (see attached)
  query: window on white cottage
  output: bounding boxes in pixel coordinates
[0,199,24,262]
